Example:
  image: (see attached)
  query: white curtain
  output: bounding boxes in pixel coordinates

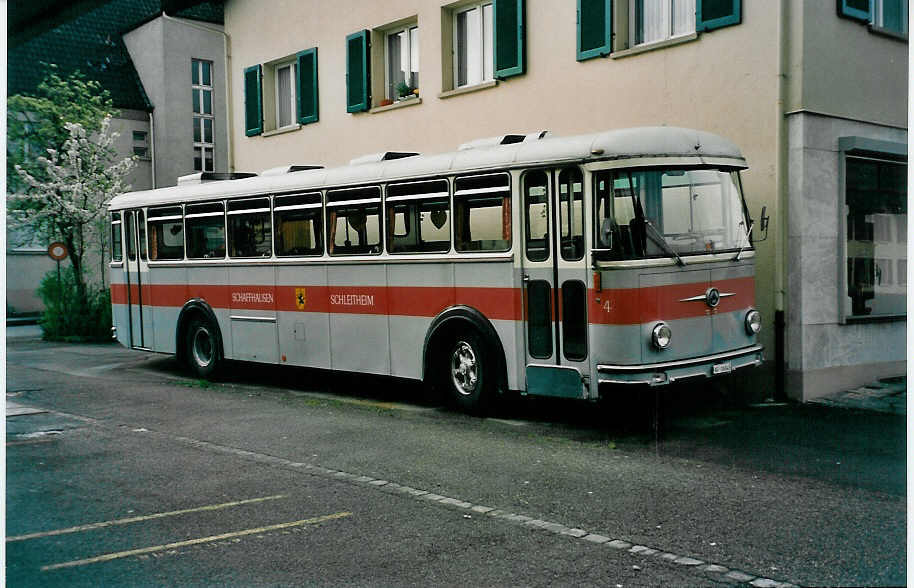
[639,0,695,45]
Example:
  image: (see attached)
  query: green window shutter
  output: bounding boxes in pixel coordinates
[880,0,905,32]
[346,30,370,113]
[297,48,319,124]
[494,0,525,79]
[697,0,742,32]
[244,65,263,136]
[837,0,872,22]
[577,0,612,61]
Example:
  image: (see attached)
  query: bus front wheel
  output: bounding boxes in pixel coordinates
[185,316,222,379]
[443,332,491,415]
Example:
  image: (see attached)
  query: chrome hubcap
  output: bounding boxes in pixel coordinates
[192,327,214,367]
[450,341,478,396]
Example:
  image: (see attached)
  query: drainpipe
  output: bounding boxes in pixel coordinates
[161,12,234,173]
[148,110,156,188]
[774,0,789,400]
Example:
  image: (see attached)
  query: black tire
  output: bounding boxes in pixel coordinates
[185,316,223,379]
[442,331,492,415]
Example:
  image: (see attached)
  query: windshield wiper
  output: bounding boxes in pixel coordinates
[734,219,754,261]
[643,219,685,267]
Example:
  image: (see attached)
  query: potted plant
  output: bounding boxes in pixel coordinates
[396,81,416,100]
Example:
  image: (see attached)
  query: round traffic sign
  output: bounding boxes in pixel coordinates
[48,241,68,261]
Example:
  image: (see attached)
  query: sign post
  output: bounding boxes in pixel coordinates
[47,242,69,324]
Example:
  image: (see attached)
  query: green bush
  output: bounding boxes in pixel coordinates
[37,267,112,341]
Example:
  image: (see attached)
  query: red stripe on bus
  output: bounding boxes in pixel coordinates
[111,278,753,325]
[588,277,755,325]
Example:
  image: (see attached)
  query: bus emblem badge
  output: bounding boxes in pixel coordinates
[295,288,307,310]
[706,288,721,308]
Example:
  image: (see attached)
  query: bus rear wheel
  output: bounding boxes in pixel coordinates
[185,316,222,379]
[443,332,491,415]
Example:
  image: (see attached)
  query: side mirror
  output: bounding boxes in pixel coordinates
[599,218,613,249]
[755,205,770,242]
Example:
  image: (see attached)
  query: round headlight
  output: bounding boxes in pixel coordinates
[745,310,762,335]
[651,322,672,349]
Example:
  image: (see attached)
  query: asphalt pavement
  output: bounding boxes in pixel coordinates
[5,329,907,586]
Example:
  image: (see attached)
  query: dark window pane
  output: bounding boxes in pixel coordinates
[111,215,123,261]
[125,211,137,261]
[192,89,200,114]
[559,168,584,261]
[229,211,272,257]
[845,156,907,318]
[203,90,212,115]
[202,60,212,85]
[527,280,552,359]
[561,280,587,361]
[192,60,199,85]
[193,118,201,143]
[138,211,147,260]
[524,170,549,262]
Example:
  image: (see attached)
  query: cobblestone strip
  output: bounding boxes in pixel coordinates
[56,414,799,588]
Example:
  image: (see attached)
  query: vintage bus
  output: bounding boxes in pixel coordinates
[108,126,764,413]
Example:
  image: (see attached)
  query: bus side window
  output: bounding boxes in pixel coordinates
[110,213,123,261]
[326,186,382,255]
[228,198,272,258]
[186,202,226,259]
[147,206,185,260]
[454,173,511,253]
[274,192,323,257]
[385,179,450,254]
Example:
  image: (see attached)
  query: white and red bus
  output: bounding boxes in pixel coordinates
[108,127,764,413]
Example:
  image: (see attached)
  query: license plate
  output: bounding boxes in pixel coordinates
[712,362,732,375]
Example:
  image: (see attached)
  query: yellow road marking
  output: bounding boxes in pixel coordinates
[8,495,287,542]
[41,512,352,571]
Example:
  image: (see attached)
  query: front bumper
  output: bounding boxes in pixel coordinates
[597,344,763,386]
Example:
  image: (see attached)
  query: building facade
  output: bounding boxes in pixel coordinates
[221,0,907,401]
[7,0,226,313]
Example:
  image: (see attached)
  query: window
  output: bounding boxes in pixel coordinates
[274,193,323,256]
[455,2,494,88]
[125,211,137,261]
[558,168,584,261]
[148,206,184,261]
[327,186,382,255]
[387,25,419,100]
[138,210,147,260]
[274,62,296,129]
[228,198,272,258]
[454,173,511,252]
[132,130,149,158]
[111,212,123,261]
[386,179,450,253]
[185,202,226,259]
[593,168,749,261]
[633,0,695,46]
[192,59,215,172]
[523,171,549,262]
[844,155,907,318]
[874,0,908,34]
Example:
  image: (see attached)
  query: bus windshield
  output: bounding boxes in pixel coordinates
[595,168,751,260]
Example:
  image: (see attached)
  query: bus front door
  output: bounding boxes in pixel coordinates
[123,209,150,349]
[521,167,591,399]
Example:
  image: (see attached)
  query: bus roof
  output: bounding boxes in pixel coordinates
[109,126,746,210]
